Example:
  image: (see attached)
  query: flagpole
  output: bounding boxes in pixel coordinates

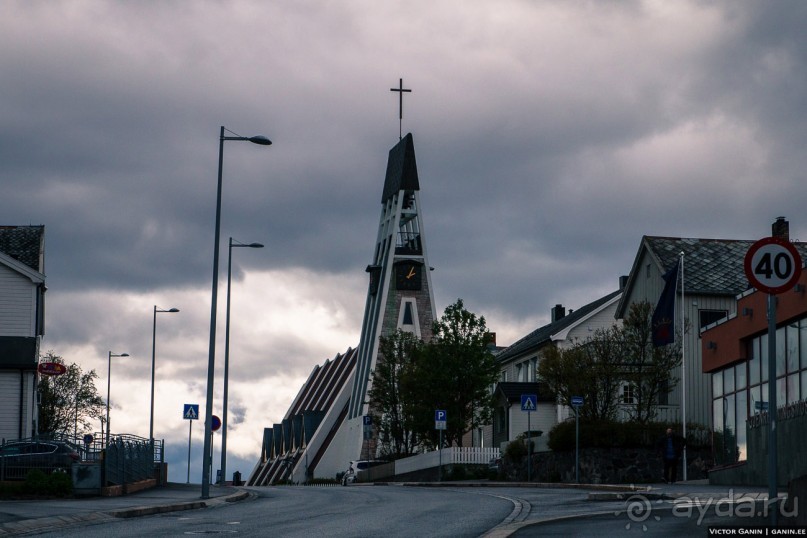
[681,251,687,481]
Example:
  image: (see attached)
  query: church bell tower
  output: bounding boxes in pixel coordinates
[347,131,437,428]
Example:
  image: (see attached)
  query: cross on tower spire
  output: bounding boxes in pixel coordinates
[390,78,411,140]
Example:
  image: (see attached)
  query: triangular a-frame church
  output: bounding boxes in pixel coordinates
[248,133,437,484]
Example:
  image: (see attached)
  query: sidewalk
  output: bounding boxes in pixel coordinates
[0,483,248,536]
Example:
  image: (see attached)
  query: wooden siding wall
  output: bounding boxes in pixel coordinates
[0,372,22,441]
[506,404,555,452]
[558,301,621,349]
[0,266,36,337]
[621,249,733,428]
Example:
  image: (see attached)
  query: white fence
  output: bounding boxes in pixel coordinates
[392,446,500,476]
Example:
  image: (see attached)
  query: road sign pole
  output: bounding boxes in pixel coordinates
[527,410,531,482]
[768,293,778,526]
[187,419,192,484]
[438,428,443,482]
[575,407,579,483]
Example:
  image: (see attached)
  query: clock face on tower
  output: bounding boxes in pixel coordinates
[395,262,422,291]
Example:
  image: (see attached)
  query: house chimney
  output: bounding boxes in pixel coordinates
[772,216,789,240]
[619,275,628,290]
[551,304,566,323]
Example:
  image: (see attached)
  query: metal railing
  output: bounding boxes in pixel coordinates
[103,434,159,486]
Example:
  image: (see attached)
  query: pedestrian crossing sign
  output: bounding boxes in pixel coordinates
[521,394,537,412]
[183,403,199,420]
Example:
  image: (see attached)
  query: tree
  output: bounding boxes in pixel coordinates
[405,299,499,448]
[368,330,422,459]
[537,301,683,425]
[620,301,683,424]
[538,326,624,421]
[37,351,105,438]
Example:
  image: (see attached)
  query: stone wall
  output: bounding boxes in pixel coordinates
[501,447,713,484]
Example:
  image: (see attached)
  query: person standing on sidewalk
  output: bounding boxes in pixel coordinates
[657,428,686,484]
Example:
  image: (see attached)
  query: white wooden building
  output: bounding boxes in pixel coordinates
[0,226,46,442]
[490,283,624,450]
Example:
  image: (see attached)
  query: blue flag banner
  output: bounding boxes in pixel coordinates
[652,259,679,347]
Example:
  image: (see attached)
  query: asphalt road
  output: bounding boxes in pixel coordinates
[27,485,517,537]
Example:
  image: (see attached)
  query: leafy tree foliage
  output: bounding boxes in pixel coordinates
[37,352,105,437]
[537,301,683,425]
[538,325,624,421]
[368,330,421,459]
[620,301,683,424]
[368,299,499,453]
[404,299,500,448]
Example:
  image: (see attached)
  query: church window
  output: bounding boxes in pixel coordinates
[403,302,413,325]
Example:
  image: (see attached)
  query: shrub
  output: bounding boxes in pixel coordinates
[19,469,72,497]
[504,438,527,461]
[46,470,73,497]
[23,469,48,494]
[547,420,710,452]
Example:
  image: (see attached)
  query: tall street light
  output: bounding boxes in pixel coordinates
[220,238,264,485]
[106,351,129,447]
[150,306,180,443]
[202,126,271,498]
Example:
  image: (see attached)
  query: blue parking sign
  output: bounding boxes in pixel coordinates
[435,410,447,421]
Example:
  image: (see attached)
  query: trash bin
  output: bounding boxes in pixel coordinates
[233,471,242,486]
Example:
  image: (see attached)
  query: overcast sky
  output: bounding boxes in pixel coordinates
[3,1,807,484]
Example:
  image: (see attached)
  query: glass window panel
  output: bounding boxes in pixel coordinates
[750,385,761,414]
[724,367,735,394]
[713,372,723,398]
[788,324,800,374]
[749,338,760,386]
[713,399,724,433]
[736,361,747,390]
[777,377,787,407]
[802,372,807,403]
[787,373,800,404]
[714,397,726,465]
[725,394,737,463]
[761,334,769,383]
[801,319,807,371]
[777,326,786,378]
[761,383,769,410]
[736,390,747,461]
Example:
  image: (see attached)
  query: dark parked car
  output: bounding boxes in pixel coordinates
[0,440,80,480]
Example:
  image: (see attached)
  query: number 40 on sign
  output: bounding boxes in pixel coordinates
[744,237,802,295]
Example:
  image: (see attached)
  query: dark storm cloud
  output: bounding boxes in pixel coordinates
[5,1,807,463]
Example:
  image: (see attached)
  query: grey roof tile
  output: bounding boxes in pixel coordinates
[0,225,44,273]
[496,288,622,364]
[644,236,807,296]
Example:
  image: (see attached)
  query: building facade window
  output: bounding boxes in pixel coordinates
[711,319,807,465]
[700,309,728,329]
[622,384,635,404]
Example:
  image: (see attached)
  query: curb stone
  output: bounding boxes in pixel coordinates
[0,489,250,536]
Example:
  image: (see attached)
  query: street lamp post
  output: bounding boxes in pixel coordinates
[220,238,264,485]
[106,351,129,446]
[202,127,271,498]
[150,306,180,444]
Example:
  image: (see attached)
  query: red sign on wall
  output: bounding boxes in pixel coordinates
[37,362,66,376]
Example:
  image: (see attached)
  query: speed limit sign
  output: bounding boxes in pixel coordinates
[744,237,803,294]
